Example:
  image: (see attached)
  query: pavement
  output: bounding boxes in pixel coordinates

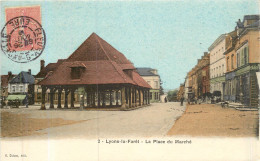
[167,103,259,137]
[1,102,186,140]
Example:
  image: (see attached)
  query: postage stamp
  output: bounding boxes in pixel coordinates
[1,6,45,63]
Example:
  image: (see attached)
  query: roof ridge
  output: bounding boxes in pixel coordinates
[95,35,128,83]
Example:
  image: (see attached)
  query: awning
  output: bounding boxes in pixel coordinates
[6,95,26,101]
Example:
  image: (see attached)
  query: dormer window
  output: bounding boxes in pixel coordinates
[69,62,86,80]
[123,69,133,79]
[71,67,81,79]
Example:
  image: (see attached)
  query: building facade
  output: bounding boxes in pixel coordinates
[208,34,227,100]
[7,70,35,105]
[177,84,185,101]
[1,72,16,106]
[136,68,161,103]
[183,76,189,101]
[187,53,210,99]
[224,15,260,107]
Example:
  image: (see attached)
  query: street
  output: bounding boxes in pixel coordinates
[168,104,259,137]
[1,102,186,139]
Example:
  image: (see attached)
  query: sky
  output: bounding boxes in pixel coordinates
[0,0,259,90]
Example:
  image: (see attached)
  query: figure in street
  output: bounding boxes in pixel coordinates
[180,96,184,106]
[25,95,29,108]
[164,97,167,103]
[15,98,19,108]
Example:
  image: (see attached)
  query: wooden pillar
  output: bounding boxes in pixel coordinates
[125,88,128,104]
[64,89,70,108]
[92,92,96,107]
[129,87,132,107]
[86,91,90,107]
[57,88,62,108]
[90,92,93,107]
[135,88,138,107]
[88,91,91,107]
[138,89,141,106]
[102,91,106,107]
[148,90,150,104]
[80,94,84,109]
[97,91,101,107]
[84,87,89,107]
[49,87,55,109]
[116,90,119,106]
[145,90,148,105]
[70,88,75,108]
[40,86,47,110]
[109,90,112,106]
[140,89,143,106]
[132,88,135,107]
[142,90,145,105]
[121,87,126,110]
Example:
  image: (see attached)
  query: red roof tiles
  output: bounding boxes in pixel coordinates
[35,59,65,78]
[38,33,150,88]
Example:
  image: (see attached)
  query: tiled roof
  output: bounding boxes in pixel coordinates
[9,72,34,84]
[38,33,150,88]
[136,68,158,76]
[35,59,65,78]
[67,33,133,65]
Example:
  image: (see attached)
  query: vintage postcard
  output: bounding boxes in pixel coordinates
[0,0,259,161]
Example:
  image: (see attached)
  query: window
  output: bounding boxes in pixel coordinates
[71,67,81,79]
[244,47,248,65]
[19,85,23,92]
[237,52,240,67]
[222,64,224,74]
[12,86,15,92]
[241,49,244,66]
[219,66,221,76]
[237,45,248,67]
[155,81,158,89]
[227,57,230,71]
[149,92,152,99]
[231,54,234,69]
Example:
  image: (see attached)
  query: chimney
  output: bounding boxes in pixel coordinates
[197,59,201,63]
[28,69,31,75]
[8,71,12,80]
[204,52,208,56]
[40,60,45,71]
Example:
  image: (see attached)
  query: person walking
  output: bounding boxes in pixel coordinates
[180,97,184,106]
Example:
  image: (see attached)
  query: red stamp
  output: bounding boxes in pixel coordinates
[1,6,46,63]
